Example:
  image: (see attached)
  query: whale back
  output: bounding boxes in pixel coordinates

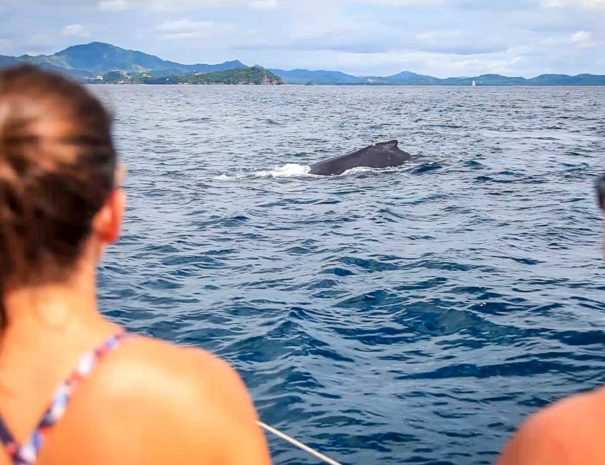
[309,140,411,176]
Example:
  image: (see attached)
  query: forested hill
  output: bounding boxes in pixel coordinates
[96,66,284,85]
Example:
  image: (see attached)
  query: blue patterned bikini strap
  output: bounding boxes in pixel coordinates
[0,331,130,465]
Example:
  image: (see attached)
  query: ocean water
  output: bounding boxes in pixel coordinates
[94,85,605,465]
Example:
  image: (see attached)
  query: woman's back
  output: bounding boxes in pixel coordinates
[0,65,271,465]
[0,332,269,465]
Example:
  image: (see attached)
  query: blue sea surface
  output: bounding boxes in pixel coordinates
[94,85,605,465]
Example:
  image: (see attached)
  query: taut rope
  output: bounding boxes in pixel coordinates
[257,421,344,465]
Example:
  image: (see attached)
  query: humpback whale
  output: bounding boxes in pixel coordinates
[309,140,411,176]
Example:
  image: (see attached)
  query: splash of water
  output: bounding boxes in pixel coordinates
[257,163,312,178]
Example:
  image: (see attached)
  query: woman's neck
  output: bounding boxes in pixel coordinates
[0,261,120,403]
[3,260,107,338]
[6,282,97,329]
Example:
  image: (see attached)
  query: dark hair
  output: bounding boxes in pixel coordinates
[0,65,117,328]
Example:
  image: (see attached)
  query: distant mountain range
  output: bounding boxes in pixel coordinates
[268,68,605,86]
[1,42,605,86]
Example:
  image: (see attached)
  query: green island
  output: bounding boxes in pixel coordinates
[94,66,283,85]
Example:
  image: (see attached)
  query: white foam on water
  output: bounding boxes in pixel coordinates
[215,164,312,180]
[214,172,249,181]
[257,163,311,178]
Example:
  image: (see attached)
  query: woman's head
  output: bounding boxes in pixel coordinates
[0,65,122,327]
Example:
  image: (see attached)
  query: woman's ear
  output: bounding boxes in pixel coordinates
[93,189,126,244]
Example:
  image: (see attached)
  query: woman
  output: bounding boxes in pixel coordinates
[0,65,271,465]
[498,176,605,465]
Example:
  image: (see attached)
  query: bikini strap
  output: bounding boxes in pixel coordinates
[0,332,130,465]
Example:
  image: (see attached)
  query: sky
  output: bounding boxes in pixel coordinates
[0,0,604,77]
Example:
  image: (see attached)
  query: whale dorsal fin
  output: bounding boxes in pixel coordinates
[375,140,398,147]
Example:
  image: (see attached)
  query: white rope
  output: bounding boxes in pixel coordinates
[257,421,344,465]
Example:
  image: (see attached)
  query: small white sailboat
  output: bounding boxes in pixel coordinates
[472,80,477,87]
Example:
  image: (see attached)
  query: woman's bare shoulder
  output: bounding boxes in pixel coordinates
[82,335,270,464]
[498,387,605,465]
[97,335,258,420]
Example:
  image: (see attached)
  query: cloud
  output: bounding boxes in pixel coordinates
[0,38,12,53]
[61,24,90,37]
[412,29,507,55]
[570,30,597,47]
[542,30,599,48]
[419,43,507,55]
[98,0,130,11]
[277,47,526,77]
[241,29,507,56]
[355,0,448,4]
[155,19,234,40]
[249,0,279,9]
[96,0,450,11]
[541,0,605,8]
[98,0,262,11]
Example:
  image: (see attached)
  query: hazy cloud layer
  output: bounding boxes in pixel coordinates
[62,24,90,37]
[1,0,603,76]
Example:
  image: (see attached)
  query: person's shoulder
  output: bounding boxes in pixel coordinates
[498,387,605,465]
[87,335,270,464]
[98,335,257,420]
